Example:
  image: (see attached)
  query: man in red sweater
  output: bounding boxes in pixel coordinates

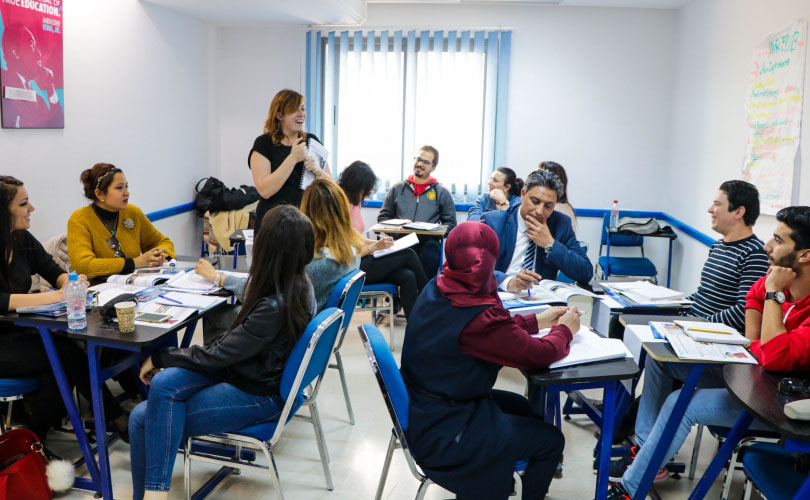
[608,206,810,499]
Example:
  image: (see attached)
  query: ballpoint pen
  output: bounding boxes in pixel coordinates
[158,294,182,305]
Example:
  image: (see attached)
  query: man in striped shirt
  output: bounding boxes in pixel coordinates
[688,180,769,331]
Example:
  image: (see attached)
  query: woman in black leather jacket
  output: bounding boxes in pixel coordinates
[128,206,316,500]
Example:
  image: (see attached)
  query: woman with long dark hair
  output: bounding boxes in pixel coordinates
[538,161,578,235]
[129,206,316,500]
[250,89,331,234]
[467,167,523,221]
[0,176,128,443]
[338,163,428,319]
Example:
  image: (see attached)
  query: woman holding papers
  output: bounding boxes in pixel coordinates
[68,163,176,279]
[0,176,129,444]
[249,89,331,235]
[130,205,317,500]
[401,221,581,500]
[339,168,429,318]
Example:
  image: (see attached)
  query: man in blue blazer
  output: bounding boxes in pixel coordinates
[482,169,592,292]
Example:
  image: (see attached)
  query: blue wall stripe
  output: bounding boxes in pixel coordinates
[146,202,195,222]
[149,201,715,248]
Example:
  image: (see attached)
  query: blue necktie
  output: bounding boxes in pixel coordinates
[522,240,536,271]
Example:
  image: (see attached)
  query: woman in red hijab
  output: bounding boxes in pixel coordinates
[401,221,580,500]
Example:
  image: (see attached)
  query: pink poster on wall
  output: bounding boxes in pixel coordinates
[0,0,64,128]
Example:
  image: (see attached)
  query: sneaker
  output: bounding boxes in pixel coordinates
[606,482,632,500]
[609,446,639,481]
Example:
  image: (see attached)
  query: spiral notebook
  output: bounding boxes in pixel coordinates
[300,137,329,191]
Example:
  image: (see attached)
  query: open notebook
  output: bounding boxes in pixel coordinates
[532,326,632,369]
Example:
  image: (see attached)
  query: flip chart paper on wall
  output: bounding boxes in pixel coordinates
[742,19,807,215]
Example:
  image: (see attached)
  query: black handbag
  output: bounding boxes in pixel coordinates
[194,177,225,216]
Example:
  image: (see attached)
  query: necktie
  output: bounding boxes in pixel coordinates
[522,239,536,271]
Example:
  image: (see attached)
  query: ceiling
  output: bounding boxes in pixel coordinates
[140,0,693,26]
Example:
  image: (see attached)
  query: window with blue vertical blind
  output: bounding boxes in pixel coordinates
[305,29,511,203]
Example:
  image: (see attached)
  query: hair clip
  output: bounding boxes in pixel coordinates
[95,169,115,190]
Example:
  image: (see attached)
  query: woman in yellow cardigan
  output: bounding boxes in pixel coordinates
[68,163,176,279]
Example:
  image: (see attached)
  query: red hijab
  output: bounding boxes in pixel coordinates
[436,222,501,308]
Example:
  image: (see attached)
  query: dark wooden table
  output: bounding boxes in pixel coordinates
[689,364,810,499]
[524,358,640,500]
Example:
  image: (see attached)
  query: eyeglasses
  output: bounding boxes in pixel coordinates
[414,157,433,166]
[107,235,125,259]
[778,377,810,397]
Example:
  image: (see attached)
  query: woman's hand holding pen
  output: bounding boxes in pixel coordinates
[536,306,567,330]
[134,247,169,268]
[558,306,582,334]
[289,137,307,163]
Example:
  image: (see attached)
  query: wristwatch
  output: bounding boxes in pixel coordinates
[765,290,786,304]
[544,241,554,255]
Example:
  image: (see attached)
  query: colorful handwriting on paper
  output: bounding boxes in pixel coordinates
[742,20,807,215]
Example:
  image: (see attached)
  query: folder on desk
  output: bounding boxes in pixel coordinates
[673,320,750,345]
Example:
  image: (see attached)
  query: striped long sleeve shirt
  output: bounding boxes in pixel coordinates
[688,234,769,332]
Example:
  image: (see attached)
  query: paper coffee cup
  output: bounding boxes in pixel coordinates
[115,301,137,333]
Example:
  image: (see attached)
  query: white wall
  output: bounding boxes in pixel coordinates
[214,26,305,188]
[0,0,214,255]
[664,0,810,293]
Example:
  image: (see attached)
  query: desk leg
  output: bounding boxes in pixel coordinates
[666,238,673,288]
[37,327,102,493]
[179,318,199,349]
[633,364,705,500]
[595,382,618,500]
[232,242,239,270]
[88,341,114,500]
[688,410,753,500]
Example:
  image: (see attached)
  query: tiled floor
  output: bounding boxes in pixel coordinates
[48,312,755,500]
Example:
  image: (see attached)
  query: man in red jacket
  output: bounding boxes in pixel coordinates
[607,206,810,499]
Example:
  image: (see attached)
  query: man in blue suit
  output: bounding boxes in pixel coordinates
[482,169,592,292]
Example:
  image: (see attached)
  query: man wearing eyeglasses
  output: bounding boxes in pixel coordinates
[607,205,810,500]
[378,145,457,279]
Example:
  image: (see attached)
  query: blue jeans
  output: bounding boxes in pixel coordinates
[621,358,767,495]
[129,367,284,499]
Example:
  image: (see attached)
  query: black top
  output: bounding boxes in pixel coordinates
[152,294,308,396]
[0,230,64,314]
[91,204,135,274]
[248,133,321,234]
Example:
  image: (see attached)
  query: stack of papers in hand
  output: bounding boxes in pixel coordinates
[601,281,691,307]
[373,232,419,258]
[673,320,750,345]
[533,326,632,369]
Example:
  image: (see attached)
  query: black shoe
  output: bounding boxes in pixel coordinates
[606,481,632,500]
[609,445,639,481]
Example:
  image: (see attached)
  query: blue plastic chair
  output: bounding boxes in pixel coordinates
[598,211,657,283]
[742,442,810,500]
[358,283,399,349]
[184,308,345,500]
[324,270,366,425]
[0,378,39,434]
[358,324,527,500]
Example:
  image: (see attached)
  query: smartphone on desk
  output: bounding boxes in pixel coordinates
[136,312,172,323]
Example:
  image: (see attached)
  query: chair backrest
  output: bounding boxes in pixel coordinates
[325,270,366,350]
[600,210,645,248]
[358,324,410,433]
[268,307,344,445]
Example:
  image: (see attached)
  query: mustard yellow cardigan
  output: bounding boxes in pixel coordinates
[67,204,176,279]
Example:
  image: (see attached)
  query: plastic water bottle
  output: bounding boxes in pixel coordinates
[609,200,620,231]
[65,273,87,330]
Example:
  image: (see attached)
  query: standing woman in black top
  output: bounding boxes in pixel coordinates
[250,89,331,233]
[0,176,128,443]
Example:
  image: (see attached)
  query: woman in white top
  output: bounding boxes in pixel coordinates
[538,161,578,236]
